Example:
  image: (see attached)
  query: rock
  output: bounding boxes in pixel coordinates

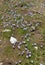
[16,25,19,28]
[40,63,43,65]
[40,45,43,48]
[27,23,32,27]
[12,24,16,27]
[35,22,41,27]
[31,26,36,32]
[26,50,29,55]
[34,46,38,50]
[23,27,27,31]
[28,54,31,57]
[18,42,23,46]
[26,50,32,58]
[19,60,22,64]
[1,16,4,20]
[28,11,34,16]
[10,37,17,45]
[32,43,37,46]
[26,55,29,59]
[17,45,21,50]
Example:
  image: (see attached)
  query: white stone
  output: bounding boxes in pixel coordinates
[29,54,31,57]
[19,60,22,63]
[34,46,38,50]
[40,45,43,48]
[32,43,37,46]
[40,63,43,65]
[10,37,17,45]
[26,55,29,58]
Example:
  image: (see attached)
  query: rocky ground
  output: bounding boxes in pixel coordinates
[0,0,45,65]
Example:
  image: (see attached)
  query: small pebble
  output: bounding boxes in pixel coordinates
[18,45,21,50]
[40,63,43,65]
[26,55,29,59]
[19,60,22,64]
[34,46,38,50]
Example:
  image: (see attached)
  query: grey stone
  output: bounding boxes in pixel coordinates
[18,42,23,46]
[23,27,27,31]
[35,22,41,27]
[17,45,21,50]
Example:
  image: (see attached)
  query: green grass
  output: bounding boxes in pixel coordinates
[2,28,13,39]
[17,28,27,35]
[0,0,45,65]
